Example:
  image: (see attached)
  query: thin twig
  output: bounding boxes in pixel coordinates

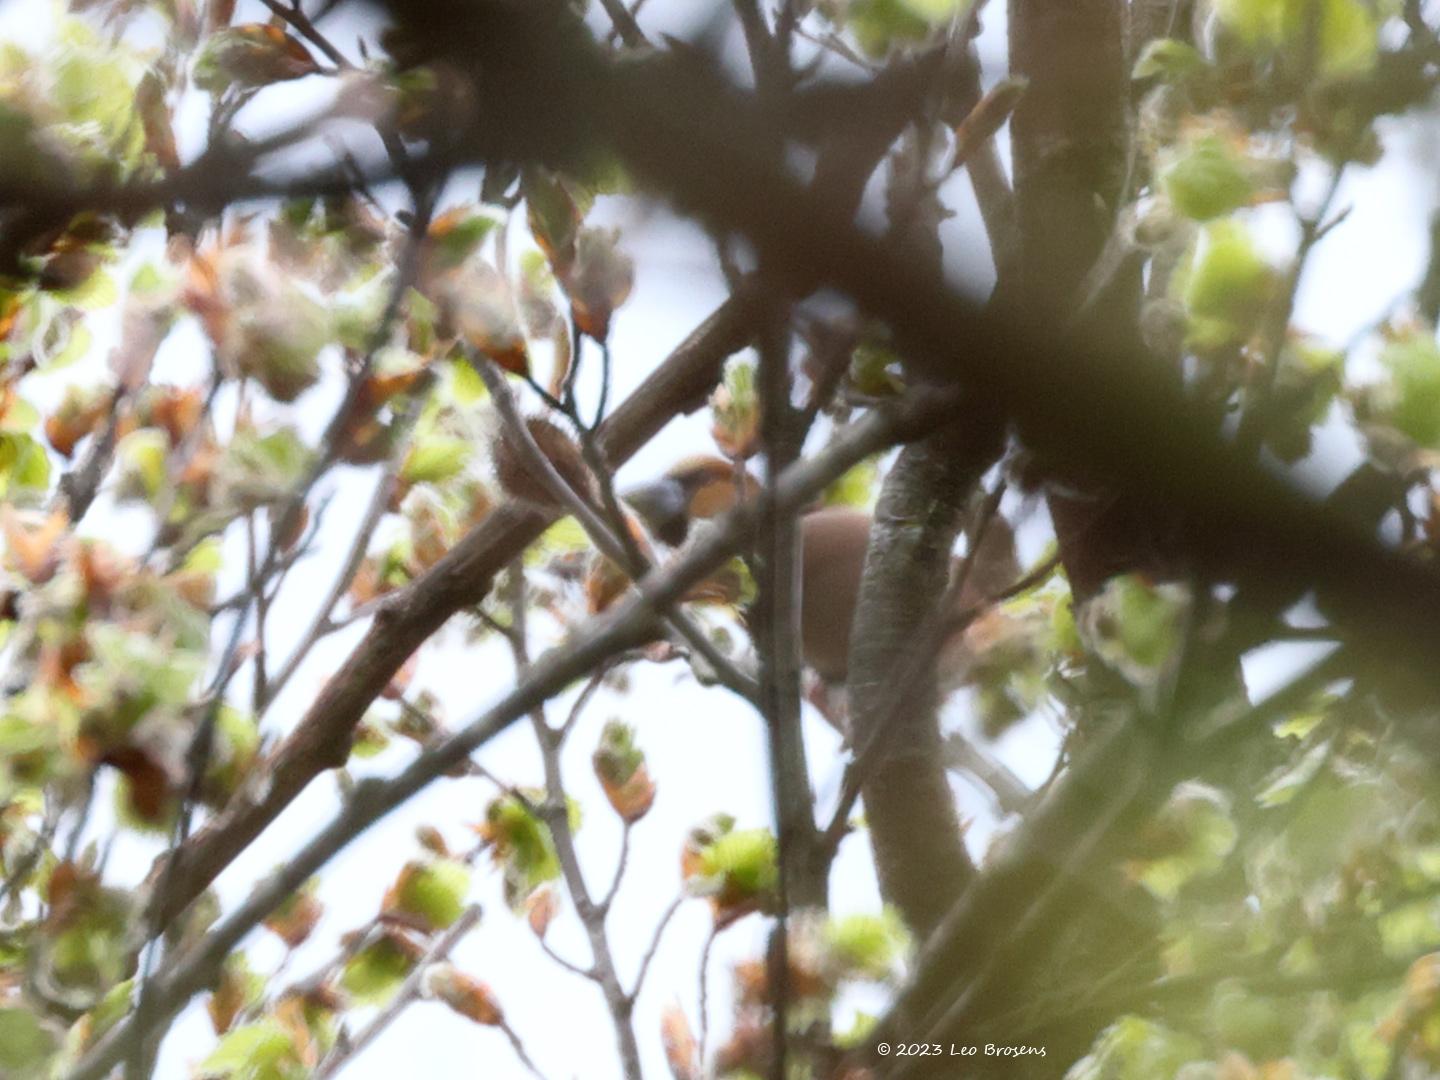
[68,386,947,1080]
[314,905,482,1078]
[478,355,762,705]
[628,894,685,1003]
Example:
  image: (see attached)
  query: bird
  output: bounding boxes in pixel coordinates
[622,458,1019,686]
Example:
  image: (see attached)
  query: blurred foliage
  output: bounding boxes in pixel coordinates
[0,0,1436,1078]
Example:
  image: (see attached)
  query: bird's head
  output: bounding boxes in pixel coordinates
[622,456,758,546]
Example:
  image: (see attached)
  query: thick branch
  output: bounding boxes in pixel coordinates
[847,427,1000,940]
[141,295,757,933]
[70,384,958,1080]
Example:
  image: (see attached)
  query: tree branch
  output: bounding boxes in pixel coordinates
[69,382,954,1080]
[139,295,758,935]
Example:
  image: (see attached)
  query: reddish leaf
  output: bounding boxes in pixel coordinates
[102,745,175,826]
[661,1004,699,1080]
[208,0,237,31]
[135,70,180,171]
[2,507,69,583]
[523,168,581,277]
[197,24,320,92]
[427,964,503,1025]
[563,227,633,343]
[264,888,323,949]
[525,886,557,938]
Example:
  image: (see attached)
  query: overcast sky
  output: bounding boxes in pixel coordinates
[2,0,1438,1076]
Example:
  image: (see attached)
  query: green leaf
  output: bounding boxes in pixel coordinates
[843,0,934,57]
[1132,783,1237,901]
[401,436,470,486]
[1161,135,1254,222]
[1282,0,1379,77]
[197,1019,303,1080]
[0,713,54,757]
[1083,574,1189,684]
[1216,0,1285,45]
[823,910,910,982]
[1378,331,1440,448]
[823,459,878,508]
[390,858,470,930]
[53,271,117,312]
[45,322,93,369]
[1071,1017,1205,1080]
[182,537,224,575]
[1180,220,1276,350]
[0,1007,58,1077]
[693,829,778,905]
[897,0,971,17]
[480,792,566,909]
[0,433,52,494]
[1216,0,1379,76]
[1256,740,1331,806]
[448,353,488,404]
[1132,38,1207,82]
[340,934,417,1005]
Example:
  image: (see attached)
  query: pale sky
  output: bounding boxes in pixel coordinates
[1,0,1437,1077]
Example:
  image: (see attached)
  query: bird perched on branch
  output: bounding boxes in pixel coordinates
[623,457,1019,685]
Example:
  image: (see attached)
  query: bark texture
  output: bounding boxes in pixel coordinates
[848,423,1001,940]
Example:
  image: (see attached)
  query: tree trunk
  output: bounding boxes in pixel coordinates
[848,423,1000,940]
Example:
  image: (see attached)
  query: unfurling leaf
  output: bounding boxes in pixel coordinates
[426,964,503,1025]
[564,227,633,343]
[2,508,68,583]
[44,385,110,458]
[593,720,655,823]
[683,819,777,924]
[1161,134,1254,222]
[383,858,471,932]
[421,208,499,278]
[476,791,571,910]
[584,514,654,613]
[710,359,760,459]
[207,954,264,1035]
[430,264,529,376]
[525,885,558,938]
[264,882,323,948]
[340,928,424,1004]
[135,70,179,171]
[197,1018,303,1079]
[195,24,320,93]
[661,1004,700,1080]
[523,168,582,276]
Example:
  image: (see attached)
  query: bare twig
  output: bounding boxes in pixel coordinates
[314,905,482,1078]
[138,294,757,940]
[69,385,954,1080]
[477,354,761,705]
[628,894,685,1003]
[501,563,643,1080]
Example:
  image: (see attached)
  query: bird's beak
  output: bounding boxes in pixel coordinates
[621,478,690,546]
